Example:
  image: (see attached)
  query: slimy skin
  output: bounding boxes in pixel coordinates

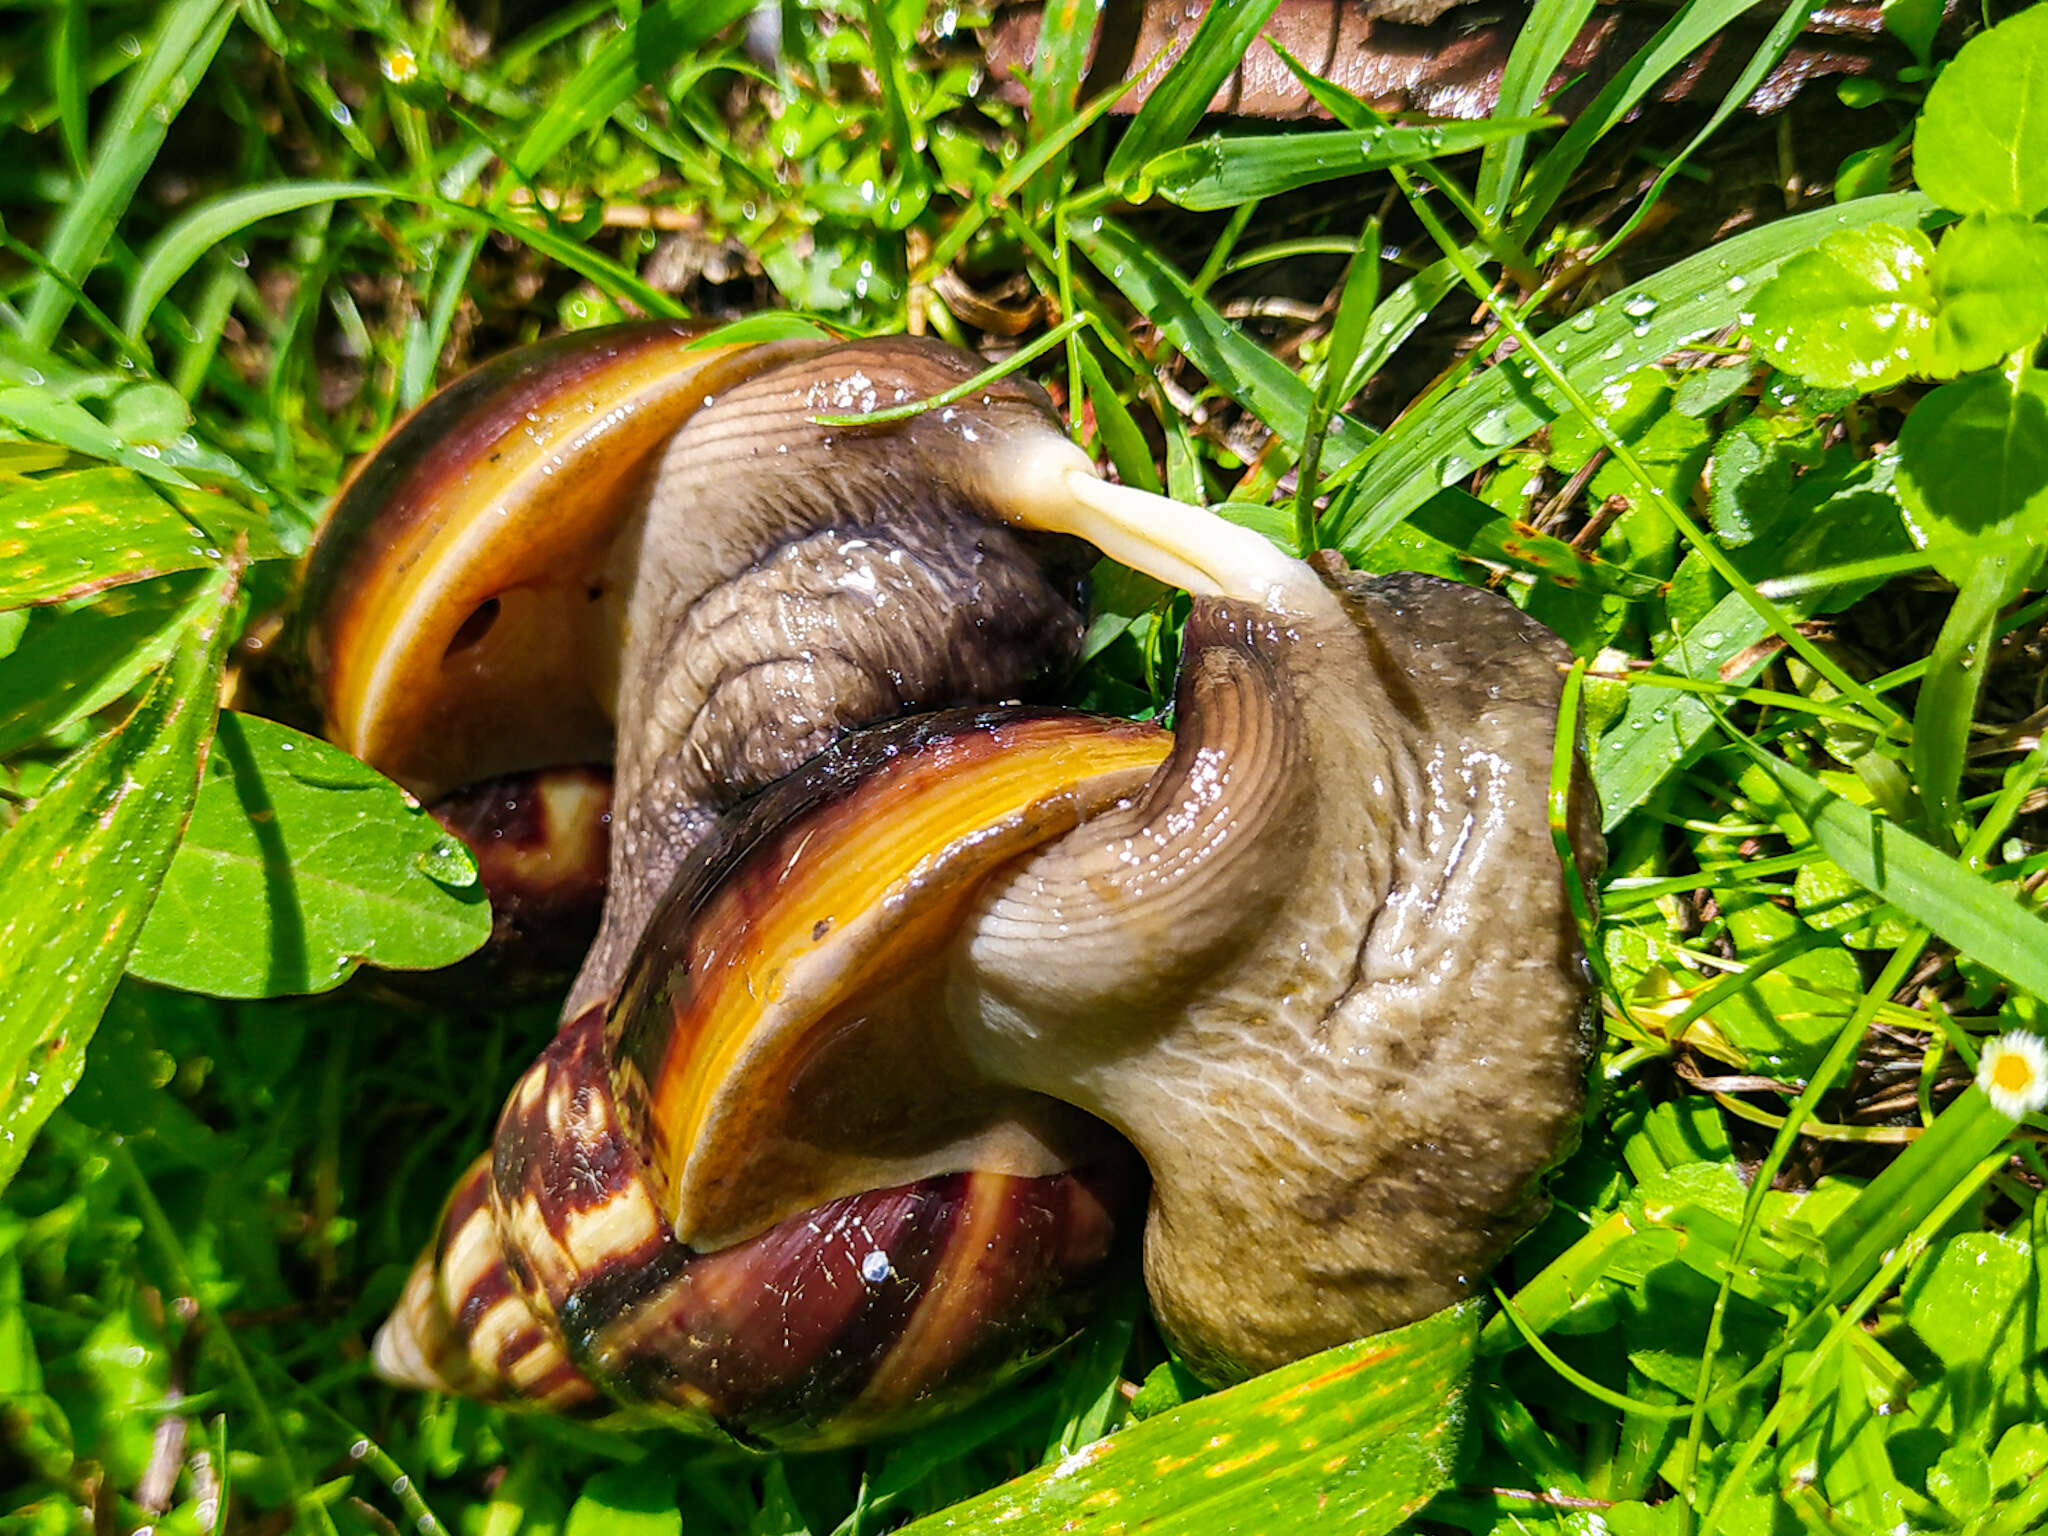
[953,559,1600,1378]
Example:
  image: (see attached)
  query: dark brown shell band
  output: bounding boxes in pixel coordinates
[378,1011,1132,1445]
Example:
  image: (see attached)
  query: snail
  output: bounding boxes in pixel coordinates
[299,322,1599,1445]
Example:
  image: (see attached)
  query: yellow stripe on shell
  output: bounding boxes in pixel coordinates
[643,719,1172,1233]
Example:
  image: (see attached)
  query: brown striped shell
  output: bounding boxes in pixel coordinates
[376,709,1164,1444]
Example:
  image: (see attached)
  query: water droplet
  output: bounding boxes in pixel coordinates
[1621,294,1658,320]
[1467,409,1517,448]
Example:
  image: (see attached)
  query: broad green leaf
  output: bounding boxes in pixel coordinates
[1745,223,1935,391]
[0,564,238,1192]
[899,1301,1479,1536]
[0,574,210,756]
[1882,0,1942,63]
[1736,747,2048,1005]
[1145,119,1554,211]
[0,468,272,609]
[1926,214,2048,377]
[1069,217,1371,464]
[1901,1232,2044,1437]
[1929,1445,1994,1524]
[1895,367,2048,583]
[1594,464,1907,830]
[1103,0,1282,193]
[127,712,489,999]
[1322,192,1935,555]
[1913,3,2048,217]
[562,1464,681,1536]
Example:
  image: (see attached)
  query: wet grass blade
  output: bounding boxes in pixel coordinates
[511,0,755,178]
[899,1301,1480,1536]
[124,180,684,335]
[1913,552,2022,839]
[1320,192,1936,554]
[1735,741,2048,1003]
[0,562,238,1192]
[1147,119,1555,211]
[1103,0,1281,192]
[20,0,236,348]
[1476,0,1597,220]
[1512,0,1763,237]
[1069,216,1370,464]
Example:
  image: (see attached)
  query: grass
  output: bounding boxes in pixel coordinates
[2,1,2046,1533]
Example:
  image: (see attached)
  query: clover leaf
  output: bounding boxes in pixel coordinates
[1746,224,1935,391]
[1914,3,2048,217]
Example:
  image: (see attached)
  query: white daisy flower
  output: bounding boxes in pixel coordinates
[1976,1032,2048,1121]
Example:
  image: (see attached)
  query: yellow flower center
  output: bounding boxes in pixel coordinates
[1992,1052,2036,1094]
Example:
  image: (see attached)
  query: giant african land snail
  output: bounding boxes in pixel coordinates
[299,322,1600,1445]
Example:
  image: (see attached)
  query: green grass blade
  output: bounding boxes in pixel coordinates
[901,1301,1480,1536]
[48,0,90,176]
[0,562,238,1193]
[1297,217,1382,549]
[1321,192,1936,555]
[122,180,388,340]
[1735,741,2048,1003]
[1069,216,1371,464]
[20,0,236,348]
[1914,552,2028,841]
[1103,0,1281,193]
[1512,0,1762,237]
[1146,119,1555,211]
[1475,0,1597,219]
[1819,1084,2024,1306]
[124,181,685,335]
[510,0,756,178]
[1587,0,1820,261]
[1026,0,1104,129]
[123,180,388,341]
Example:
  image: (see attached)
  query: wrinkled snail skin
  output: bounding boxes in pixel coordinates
[376,709,1162,1445]
[574,338,1095,1018]
[950,555,1601,1381]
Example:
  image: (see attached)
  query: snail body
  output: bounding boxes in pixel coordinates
[303,325,1598,1446]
